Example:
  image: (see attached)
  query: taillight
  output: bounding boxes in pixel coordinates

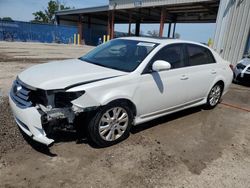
[229,64,234,71]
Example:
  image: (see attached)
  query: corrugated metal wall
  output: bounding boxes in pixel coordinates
[109,0,213,9]
[0,20,77,44]
[213,0,250,65]
[60,17,108,46]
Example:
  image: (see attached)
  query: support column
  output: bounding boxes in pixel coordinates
[159,7,166,37]
[167,23,172,38]
[135,20,140,36]
[77,14,83,44]
[111,10,115,39]
[172,23,176,38]
[107,12,111,36]
[128,12,132,36]
[55,15,60,25]
[88,15,91,29]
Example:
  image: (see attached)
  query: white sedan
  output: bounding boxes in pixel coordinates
[9,37,233,147]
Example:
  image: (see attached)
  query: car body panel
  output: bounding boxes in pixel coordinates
[9,95,54,146]
[134,68,191,116]
[18,59,127,90]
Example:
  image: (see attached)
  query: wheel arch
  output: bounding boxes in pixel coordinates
[215,80,225,91]
[104,98,137,117]
[207,77,226,96]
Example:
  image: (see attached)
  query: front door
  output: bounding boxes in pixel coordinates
[134,44,191,117]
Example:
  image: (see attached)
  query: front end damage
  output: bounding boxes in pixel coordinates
[9,78,98,146]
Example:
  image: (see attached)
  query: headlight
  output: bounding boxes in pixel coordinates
[54,91,85,107]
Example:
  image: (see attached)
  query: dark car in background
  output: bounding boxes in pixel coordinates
[233,55,250,85]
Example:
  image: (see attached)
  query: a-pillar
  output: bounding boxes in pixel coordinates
[159,7,166,37]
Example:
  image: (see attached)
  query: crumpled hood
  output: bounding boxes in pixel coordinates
[18,59,127,90]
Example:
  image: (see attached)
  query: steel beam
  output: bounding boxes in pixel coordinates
[135,20,140,36]
[111,10,115,39]
[159,7,166,37]
[77,14,83,44]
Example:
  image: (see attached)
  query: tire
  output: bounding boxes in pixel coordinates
[233,73,239,84]
[87,101,133,147]
[205,83,223,109]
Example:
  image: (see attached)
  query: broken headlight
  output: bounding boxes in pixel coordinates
[54,91,85,108]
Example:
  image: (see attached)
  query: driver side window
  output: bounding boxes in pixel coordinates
[151,44,186,69]
[94,44,127,58]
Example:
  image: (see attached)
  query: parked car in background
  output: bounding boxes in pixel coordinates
[233,55,250,84]
[9,37,233,147]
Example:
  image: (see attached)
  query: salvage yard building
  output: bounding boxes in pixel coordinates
[55,0,250,65]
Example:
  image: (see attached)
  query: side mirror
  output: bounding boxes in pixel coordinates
[152,60,171,72]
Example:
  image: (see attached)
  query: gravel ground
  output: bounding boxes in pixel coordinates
[0,41,250,188]
[0,97,25,159]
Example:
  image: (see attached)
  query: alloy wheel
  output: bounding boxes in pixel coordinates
[208,85,222,106]
[98,107,129,141]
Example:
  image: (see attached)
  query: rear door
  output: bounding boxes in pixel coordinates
[184,44,218,101]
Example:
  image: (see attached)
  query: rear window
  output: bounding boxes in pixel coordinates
[187,44,216,66]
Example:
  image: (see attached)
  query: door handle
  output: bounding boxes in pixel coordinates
[180,75,189,80]
[211,69,217,74]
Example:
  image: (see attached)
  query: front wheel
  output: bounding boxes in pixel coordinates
[87,102,133,147]
[205,83,223,109]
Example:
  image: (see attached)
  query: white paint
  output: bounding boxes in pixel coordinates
[9,37,233,145]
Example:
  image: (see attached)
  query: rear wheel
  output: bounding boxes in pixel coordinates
[206,83,223,109]
[87,102,133,147]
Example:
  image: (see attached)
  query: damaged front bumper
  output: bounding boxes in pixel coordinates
[8,78,100,146]
[9,95,55,146]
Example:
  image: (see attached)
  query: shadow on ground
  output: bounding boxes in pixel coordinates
[21,106,202,157]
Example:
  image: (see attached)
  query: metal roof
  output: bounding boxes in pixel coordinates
[55,5,109,16]
[56,1,219,23]
[109,0,217,9]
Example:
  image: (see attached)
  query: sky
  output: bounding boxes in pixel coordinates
[0,0,215,43]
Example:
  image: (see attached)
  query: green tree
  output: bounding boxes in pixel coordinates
[32,0,70,24]
[174,33,181,39]
[2,17,13,21]
[147,30,159,37]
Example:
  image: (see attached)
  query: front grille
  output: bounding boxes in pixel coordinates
[236,63,246,70]
[10,79,33,108]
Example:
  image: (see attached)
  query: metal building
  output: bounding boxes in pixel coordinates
[56,0,250,65]
[213,0,250,65]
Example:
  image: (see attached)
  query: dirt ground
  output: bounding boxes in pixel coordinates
[0,41,250,188]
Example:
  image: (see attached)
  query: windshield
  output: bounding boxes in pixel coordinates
[79,39,158,72]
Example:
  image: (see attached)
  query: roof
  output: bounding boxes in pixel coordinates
[118,36,209,47]
[55,5,109,16]
[56,1,219,23]
[120,36,175,43]
[109,0,217,10]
